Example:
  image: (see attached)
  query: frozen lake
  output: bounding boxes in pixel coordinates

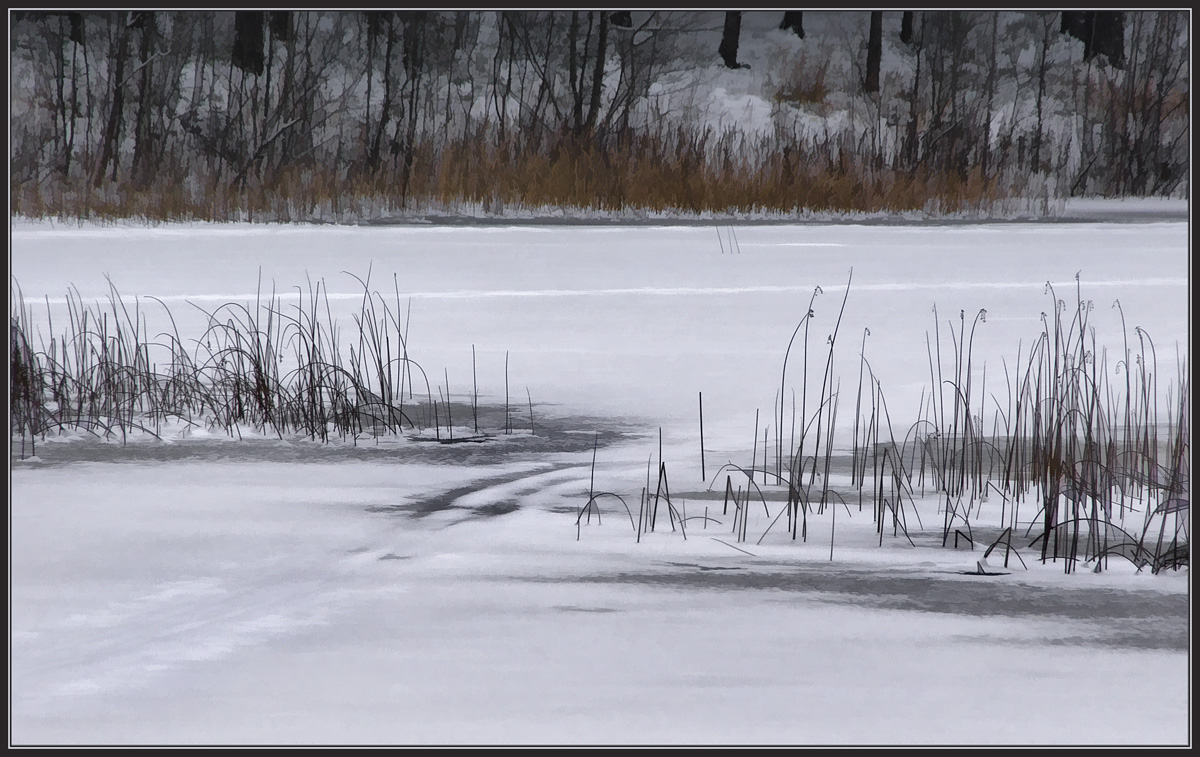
[9,218,1190,745]
[10,219,1189,440]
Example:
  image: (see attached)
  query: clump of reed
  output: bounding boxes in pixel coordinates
[9,273,524,453]
[908,275,1189,574]
[882,275,1187,573]
[582,271,1186,577]
[11,278,183,452]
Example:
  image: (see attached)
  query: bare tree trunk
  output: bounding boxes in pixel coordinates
[865,11,883,94]
[569,12,582,134]
[65,16,81,177]
[95,13,131,187]
[901,13,923,170]
[1033,14,1051,173]
[50,16,69,176]
[1061,11,1125,68]
[81,17,95,171]
[454,11,467,46]
[132,12,156,186]
[719,11,745,69]
[1147,13,1174,194]
[519,13,560,146]
[900,11,914,44]
[365,14,375,161]
[263,15,274,139]
[399,13,426,204]
[779,12,804,38]
[981,11,999,179]
[277,12,298,171]
[368,14,395,172]
[583,11,609,135]
[232,11,265,75]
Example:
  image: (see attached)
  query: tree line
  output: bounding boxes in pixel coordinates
[9,11,1188,220]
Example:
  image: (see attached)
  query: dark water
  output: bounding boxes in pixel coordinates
[532,562,1189,651]
[10,404,646,468]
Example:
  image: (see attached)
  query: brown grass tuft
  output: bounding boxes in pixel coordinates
[13,126,1015,222]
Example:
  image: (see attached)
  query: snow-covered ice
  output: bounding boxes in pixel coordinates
[9,212,1190,745]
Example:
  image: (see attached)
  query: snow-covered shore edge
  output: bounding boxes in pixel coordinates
[10,196,1188,230]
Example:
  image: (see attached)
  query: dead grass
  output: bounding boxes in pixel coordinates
[772,56,830,107]
[12,127,1015,222]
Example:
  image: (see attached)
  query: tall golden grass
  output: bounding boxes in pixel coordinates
[12,129,1011,222]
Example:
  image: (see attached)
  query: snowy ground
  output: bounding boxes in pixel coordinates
[9,211,1190,745]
